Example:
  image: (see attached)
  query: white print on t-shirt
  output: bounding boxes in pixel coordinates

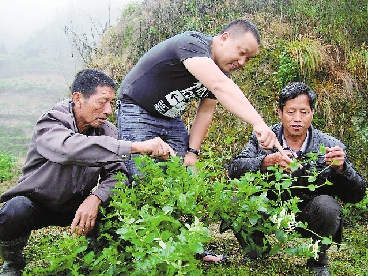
[154,82,209,118]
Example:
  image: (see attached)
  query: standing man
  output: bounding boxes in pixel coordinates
[228,82,366,275]
[117,19,287,180]
[0,68,174,276]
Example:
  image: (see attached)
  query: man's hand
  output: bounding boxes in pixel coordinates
[131,137,175,159]
[183,151,198,167]
[70,194,101,237]
[253,123,277,150]
[254,123,287,153]
[253,123,292,162]
[261,150,294,171]
[325,146,345,173]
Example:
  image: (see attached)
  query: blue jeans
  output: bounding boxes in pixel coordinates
[117,96,189,181]
[0,196,76,241]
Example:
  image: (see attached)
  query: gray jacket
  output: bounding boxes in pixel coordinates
[1,99,132,212]
[228,123,366,205]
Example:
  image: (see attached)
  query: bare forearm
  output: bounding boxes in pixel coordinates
[130,137,175,157]
[183,57,264,127]
[188,100,215,150]
[184,57,284,152]
[211,80,264,127]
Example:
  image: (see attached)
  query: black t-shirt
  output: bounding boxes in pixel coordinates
[118,31,217,118]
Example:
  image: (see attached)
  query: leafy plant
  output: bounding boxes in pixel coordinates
[342,189,368,225]
[26,156,214,275]
[0,151,18,182]
[287,37,325,79]
[208,148,334,260]
[273,47,299,90]
[25,150,342,275]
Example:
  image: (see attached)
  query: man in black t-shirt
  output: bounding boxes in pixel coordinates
[117,18,293,264]
[117,19,290,178]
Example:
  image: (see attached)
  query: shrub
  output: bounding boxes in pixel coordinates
[0,151,18,182]
[26,151,338,275]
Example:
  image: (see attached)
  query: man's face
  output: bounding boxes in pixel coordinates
[215,31,259,73]
[278,94,314,139]
[73,85,116,132]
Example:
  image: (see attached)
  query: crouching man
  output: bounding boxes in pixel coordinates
[0,68,174,276]
[228,82,366,276]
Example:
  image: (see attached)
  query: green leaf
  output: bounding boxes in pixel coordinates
[249,215,259,226]
[282,179,293,189]
[275,229,287,243]
[189,242,205,254]
[321,236,332,245]
[258,206,268,213]
[116,226,131,239]
[179,193,187,205]
[289,162,300,172]
[307,184,316,191]
[319,145,326,154]
[144,232,155,243]
[159,240,167,249]
[325,179,333,186]
[83,251,95,264]
[162,206,173,215]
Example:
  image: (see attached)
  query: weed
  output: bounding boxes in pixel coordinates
[0,151,18,183]
[22,151,349,275]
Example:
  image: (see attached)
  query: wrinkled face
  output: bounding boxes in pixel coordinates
[278,94,314,139]
[215,31,259,73]
[72,85,116,132]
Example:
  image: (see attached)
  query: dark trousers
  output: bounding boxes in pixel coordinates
[237,194,342,264]
[297,194,342,265]
[0,196,76,242]
[298,194,342,242]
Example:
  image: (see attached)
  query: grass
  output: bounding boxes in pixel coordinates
[19,221,368,275]
[200,225,368,275]
[1,176,367,275]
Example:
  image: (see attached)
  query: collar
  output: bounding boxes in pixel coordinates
[282,130,309,157]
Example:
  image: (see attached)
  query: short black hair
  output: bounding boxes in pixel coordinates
[278,82,317,111]
[71,68,116,98]
[220,19,261,44]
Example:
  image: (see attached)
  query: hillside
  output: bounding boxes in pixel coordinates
[1,1,367,275]
[0,0,121,156]
[89,0,368,178]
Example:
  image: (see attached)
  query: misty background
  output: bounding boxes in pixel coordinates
[0,0,134,156]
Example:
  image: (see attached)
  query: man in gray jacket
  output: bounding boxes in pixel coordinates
[0,68,174,276]
[228,82,366,276]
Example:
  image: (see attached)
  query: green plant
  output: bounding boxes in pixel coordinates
[342,189,368,225]
[0,151,18,182]
[208,147,335,260]
[25,149,343,275]
[27,156,214,275]
[273,47,299,90]
[287,38,325,79]
[348,43,368,78]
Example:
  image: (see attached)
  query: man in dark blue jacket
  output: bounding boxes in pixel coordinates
[228,82,366,276]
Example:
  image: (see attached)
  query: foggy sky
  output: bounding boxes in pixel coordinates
[0,0,134,50]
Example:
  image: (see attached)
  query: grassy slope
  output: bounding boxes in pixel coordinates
[1,1,367,275]
[87,1,368,274]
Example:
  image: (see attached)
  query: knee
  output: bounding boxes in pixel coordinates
[0,196,34,229]
[303,195,342,236]
[312,195,342,219]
